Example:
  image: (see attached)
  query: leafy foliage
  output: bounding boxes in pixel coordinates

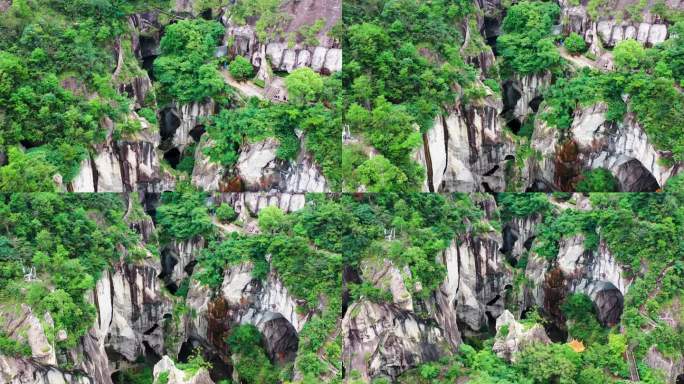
[153,19,226,104]
[497,1,562,75]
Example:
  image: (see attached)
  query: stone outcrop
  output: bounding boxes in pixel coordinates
[193,137,329,192]
[220,0,341,74]
[492,310,551,362]
[434,232,508,343]
[416,95,514,192]
[341,300,450,382]
[153,355,214,384]
[70,114,172,192]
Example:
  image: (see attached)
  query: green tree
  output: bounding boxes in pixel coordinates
[258,206,288,233]
[229,55,254,81]
[153,19,225,103]
[613,39,646,70]
[565,32,587,54]
[284,67,324,104]
[0,148,58,192]
[575,168,619,192]
[356,155,408,192]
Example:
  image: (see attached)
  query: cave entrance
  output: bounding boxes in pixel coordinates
[500,223,519,266]
[506,118,522,134]
[159,248,179,293]
[189,125,206,142]
[160,108,181,146]
[614,159,660,192]
[164,148,181,169]
[592,281,624,327]
[676,374,684,384]
[502,81,522,114]
[178,339,233,382]
[544,322,568,343]
[260,315,300,364]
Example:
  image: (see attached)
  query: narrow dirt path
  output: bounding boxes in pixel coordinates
[221,70,265,100]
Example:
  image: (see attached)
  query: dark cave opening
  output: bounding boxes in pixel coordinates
[143,340,162,365]
[261,317,300,364]
[500,224,519,266]
[342,265,362,316]
[141,54,157,81]
[544,322,568,343]
[676,374,684,384]
[177,339,196,363]
[529,96,543,113]
[189,125,206,142]
[207,353,233,382]
[159,248,179,294]
[483,165,500,177]
[616,159,660,192]
[593,282,624,326]
[200,8,212,20]
[523,236,536,251]
[485,311,497,336]
[164,148,181,169]
[160,108,181,144]
[506,118,522,134]
[502,81,522,112]
[184,260,197,275]
[482,182,495,193]
[520,307,535,320]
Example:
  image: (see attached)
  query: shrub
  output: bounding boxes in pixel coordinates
[215,204,238,223]
[228,55,254,81]
[613,39,646,70]
[284,67,324,104]
[575,168,619,192]
[565,32,587,54]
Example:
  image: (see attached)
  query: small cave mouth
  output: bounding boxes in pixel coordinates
[200,8,212,20]
[486,294,502,306]
[616,159,660,192]
[520,307,535,320]
[207,353,232,382]
[676,374,684,384]
[593,282,624,326]
[261,316,300,364]
[484,165,500,177]
[342,265,362,316]
[159,248,179,293]
[160,108,181,144]
[506,118,522,134]
[500,224,519,265]
[502,81,522,112]
[177,339,198,363]
[143,340,162,365]
[529,96,543,113]
[523,236,536,251]
[184,260,197,275]
[482,182,494,193]
[544,322,568,343]
[141,55,157,81]
[485,311,497,336]
[189,125,206,143]
[164,148,181,169]
[20,140,41,149]
[504,154,515,161]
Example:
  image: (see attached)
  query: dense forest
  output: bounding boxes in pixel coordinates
[342,0,684,193]
[1,188,683,383]
[0,0,341,192]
